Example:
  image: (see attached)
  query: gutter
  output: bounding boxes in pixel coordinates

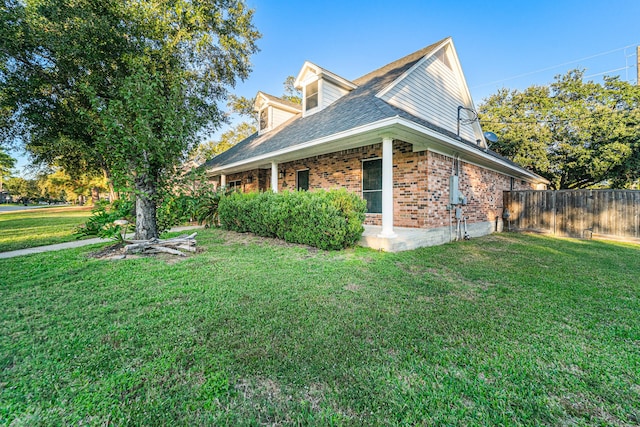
[207,116,548,185]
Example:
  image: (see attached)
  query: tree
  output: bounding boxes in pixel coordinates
[36,168,108,204]
[4,176,38,203]
[194,76,301,162]
[0,147,15,192]
[478,70,640,189]
[195,122,257,162]
[282,75,302,104]
[1,0,260,239]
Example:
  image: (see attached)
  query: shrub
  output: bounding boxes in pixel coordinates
[218,189,366,250]
[75,198,135,242]
[156,168,221,232]
[194,187,234,228]
[156,193,200,232]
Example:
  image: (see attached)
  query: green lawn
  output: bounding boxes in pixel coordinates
[0,207,92,252]
[1,230,638,425]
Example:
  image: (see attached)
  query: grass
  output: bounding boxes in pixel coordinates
[0,206,92,252]
[1,230,639,425]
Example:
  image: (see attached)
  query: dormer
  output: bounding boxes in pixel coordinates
[255,92,302,135]
[294,61,358,117]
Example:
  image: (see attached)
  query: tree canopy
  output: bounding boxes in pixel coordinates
[0,147,16,192]
[194,76,301,163]
[478,70,640,189]
[1,0,260,238]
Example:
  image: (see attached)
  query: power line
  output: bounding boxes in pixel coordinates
[479,108,638,126]
[471,43,640,89]
[584,66,629,79]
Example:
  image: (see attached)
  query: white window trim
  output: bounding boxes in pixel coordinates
[258,106,273,135]
[228,180,242,189]
[361,157,383,214]
[296,168,310,191]
[302,77,322,117]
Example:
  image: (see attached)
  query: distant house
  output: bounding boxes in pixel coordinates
[204,37,548,251]
[0,191,11,204]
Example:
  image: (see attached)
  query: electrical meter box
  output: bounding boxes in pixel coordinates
[449,175,461,205]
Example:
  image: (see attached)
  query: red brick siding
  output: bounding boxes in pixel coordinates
[223,139,538,229]
[222,169,267,193]
[279,145,381,193]
[426,152,535,228]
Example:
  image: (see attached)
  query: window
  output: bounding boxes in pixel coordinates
[362,159,382,213]
[259,109,268,131]
[297,169,309,191]
[305,80,318,111]
[228,180,242,190]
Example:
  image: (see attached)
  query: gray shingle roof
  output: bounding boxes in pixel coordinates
[204,37,528,175]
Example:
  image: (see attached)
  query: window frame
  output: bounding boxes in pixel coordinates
[258,108,268,131]
[296,169,310,191]
[305,80,319,111]
[361,158,382,214]
[227,180,242,190]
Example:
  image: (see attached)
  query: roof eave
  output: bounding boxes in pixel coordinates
[206,116,548,184]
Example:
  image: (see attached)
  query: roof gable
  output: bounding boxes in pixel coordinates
[254,91,301,114]
[375,38,487,147]
[203,38,542,183]
[352,38,447,86]
[293,61,357,90]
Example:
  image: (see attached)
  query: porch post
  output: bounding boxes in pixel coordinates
[271,162,278,193]
[378,137,397,238]
[220,174,226,188]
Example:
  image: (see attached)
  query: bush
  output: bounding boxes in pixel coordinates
[75,198,135,242]
[156,169,221,233]
[194,187,234,228]
[218,189,366,250]
[156,193,200,232]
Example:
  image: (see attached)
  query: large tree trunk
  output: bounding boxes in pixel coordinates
[134,176,159,240]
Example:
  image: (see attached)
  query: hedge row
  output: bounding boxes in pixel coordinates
[218,189,366,250]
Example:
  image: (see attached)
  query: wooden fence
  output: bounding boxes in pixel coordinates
[503,190,640,242]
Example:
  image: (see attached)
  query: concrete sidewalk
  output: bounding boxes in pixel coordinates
[0,225,203,259]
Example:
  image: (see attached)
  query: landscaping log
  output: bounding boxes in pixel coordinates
[123,232,197,256]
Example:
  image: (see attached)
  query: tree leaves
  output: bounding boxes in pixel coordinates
[479,70,640,189]
[1,0,261,238]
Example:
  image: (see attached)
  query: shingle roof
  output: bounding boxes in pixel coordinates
[204,37,526,175]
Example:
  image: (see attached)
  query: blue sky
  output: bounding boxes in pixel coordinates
[240,0,639,102]
[10,0,640,174]
[200,0,639,143]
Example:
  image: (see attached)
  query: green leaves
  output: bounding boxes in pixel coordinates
[479,70,640,189]
[218,189,367,250]
[1,0,260,239]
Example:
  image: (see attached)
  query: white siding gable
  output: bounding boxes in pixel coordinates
[321,81,350,109]
[294,61,357,117]
[378,43,484,145]
[254,92,301,135]
[271,107,296,129]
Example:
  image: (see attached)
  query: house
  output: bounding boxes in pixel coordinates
[204,37,548,251]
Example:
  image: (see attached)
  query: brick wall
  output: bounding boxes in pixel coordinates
[279,145,380,193]
[218,169,267,193]
[426,152,535,229]
[220,139,539,229]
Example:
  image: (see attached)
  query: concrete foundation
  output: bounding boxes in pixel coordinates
[359,220,501,252]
